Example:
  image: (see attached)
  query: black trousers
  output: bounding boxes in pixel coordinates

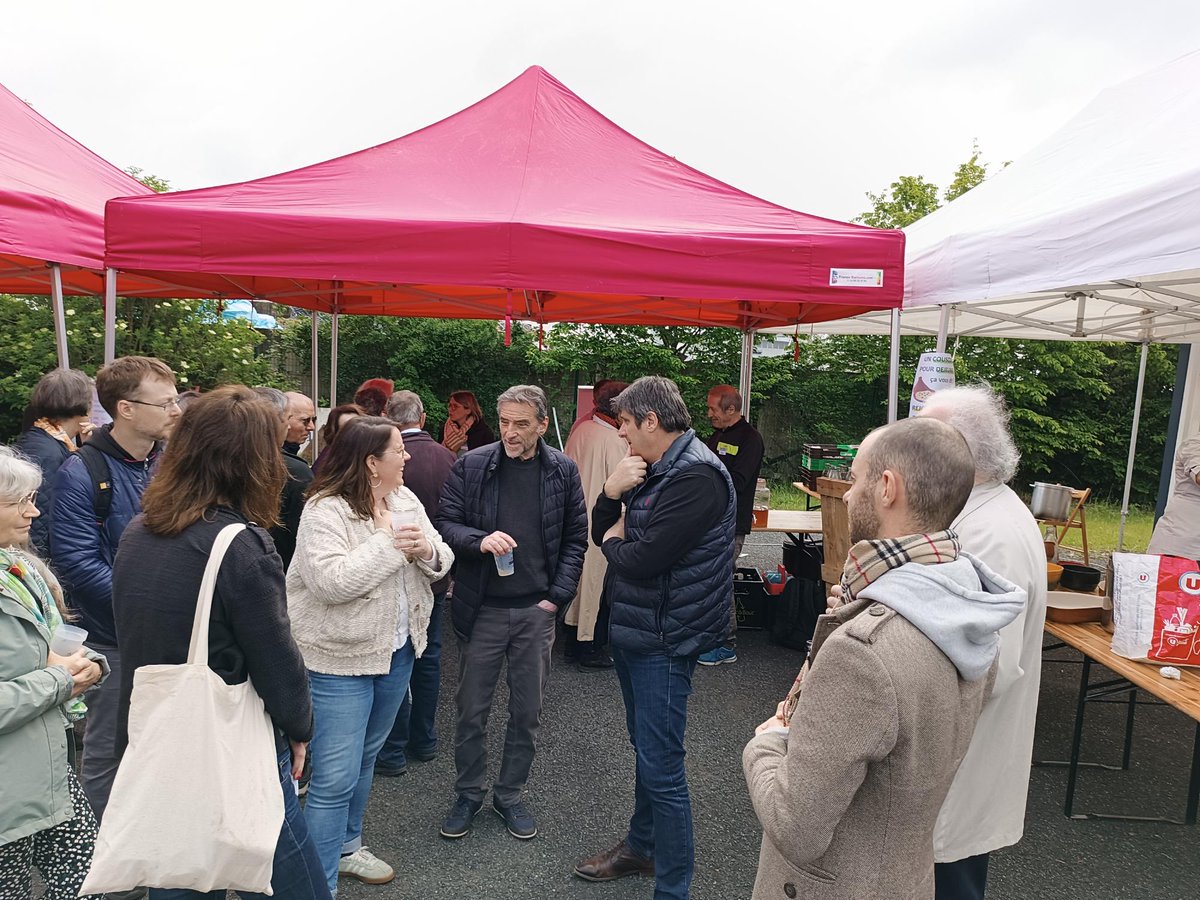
[934,853,990,900]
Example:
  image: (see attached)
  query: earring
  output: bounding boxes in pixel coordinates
[369,472,382,488]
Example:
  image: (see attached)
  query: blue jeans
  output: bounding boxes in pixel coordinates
[378,592,445,767]
[304,644,414,893]
[612,647,698,900]
[149,747,329,900]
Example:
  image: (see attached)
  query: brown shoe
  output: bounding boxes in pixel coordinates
[573,839,655,882]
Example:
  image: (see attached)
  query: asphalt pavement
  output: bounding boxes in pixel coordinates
[339,532,1196,900]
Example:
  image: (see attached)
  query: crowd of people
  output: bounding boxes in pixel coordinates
[0,356,1049,900]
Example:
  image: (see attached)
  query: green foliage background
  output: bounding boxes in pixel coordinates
[0,294,284,436]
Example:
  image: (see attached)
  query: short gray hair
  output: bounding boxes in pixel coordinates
[865,417,975,531]
[920,384,1020,484]
[28,368,92,422]
[614,376,691,432]
[386,390,425,425]
[0,446,42,503]
[253,387,288,417]
[497,385,548,422]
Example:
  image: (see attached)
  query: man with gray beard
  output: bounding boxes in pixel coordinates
[919,385,1048,900]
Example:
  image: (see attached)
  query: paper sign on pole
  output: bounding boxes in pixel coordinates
[909,352,955,415]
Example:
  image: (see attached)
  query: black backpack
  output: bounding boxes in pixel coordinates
[75,443,113,524]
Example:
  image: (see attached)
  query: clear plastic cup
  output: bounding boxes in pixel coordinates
[390,510,417,532]
[49,623,88,656]
[495,549,515,577]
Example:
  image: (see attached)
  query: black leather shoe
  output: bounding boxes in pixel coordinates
[578,649,614,669]
[573,840,654,881]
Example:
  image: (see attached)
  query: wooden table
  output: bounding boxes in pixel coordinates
[1044,619,1200,824]
[752,509,822,535]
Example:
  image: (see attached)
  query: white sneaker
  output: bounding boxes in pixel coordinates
[338,847,395,884]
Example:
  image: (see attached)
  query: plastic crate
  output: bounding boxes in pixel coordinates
[734,567,770,630]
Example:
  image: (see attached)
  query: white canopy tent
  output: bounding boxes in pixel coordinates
[768,49,1200,546]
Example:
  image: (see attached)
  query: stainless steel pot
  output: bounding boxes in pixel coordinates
[1030,482,1073,521]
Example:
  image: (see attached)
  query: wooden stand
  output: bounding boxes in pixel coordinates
[817,476,851,585]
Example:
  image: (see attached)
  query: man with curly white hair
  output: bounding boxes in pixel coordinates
[919,385,1047,900]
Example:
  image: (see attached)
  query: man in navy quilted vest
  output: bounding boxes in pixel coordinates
[573,376,735,900]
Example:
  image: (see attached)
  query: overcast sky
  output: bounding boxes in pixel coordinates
[5,1,1198,222]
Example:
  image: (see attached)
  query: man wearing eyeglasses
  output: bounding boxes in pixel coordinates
[49,355,180,845]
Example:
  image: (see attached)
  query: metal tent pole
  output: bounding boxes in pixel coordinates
[935,304,951,354]
[887,309,901,423]
[50,264,69,368]
[310,311,320,455]
[329,311,340,408]
[739,329,755,423]
[103,268,117,363]
[1117,341,1151,550]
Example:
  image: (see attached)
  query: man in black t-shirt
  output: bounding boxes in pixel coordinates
[700,385,764,666]
[435,385,587,842]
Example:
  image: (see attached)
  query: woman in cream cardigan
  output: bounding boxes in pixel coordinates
[287,416,452,894]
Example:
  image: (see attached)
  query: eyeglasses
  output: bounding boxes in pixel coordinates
[4,491,38,509]
[128,397,181,411]
[297,417,318,426]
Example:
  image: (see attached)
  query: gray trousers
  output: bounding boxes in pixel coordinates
[727,534,747,648]
[454,604,555,806]
[80,643,121,822]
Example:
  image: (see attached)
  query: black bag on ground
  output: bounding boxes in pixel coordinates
[773,536,826,650]
[770,576,825,651]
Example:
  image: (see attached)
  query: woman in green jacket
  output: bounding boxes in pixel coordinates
[0,445,107,900]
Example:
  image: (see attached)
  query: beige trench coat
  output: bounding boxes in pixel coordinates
[563,417,628,640]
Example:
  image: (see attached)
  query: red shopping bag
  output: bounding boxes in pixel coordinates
[1111,553,1200,666]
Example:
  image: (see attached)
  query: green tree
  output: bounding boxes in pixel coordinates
[0,294,282,440]
[856,143,993,229]
[125,166,171,193]
[276,315,541,436]
[943,140,988,202]
[854,175,941,229]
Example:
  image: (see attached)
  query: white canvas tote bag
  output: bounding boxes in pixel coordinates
[82,523,284,894]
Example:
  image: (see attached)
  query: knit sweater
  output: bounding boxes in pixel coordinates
[286,488,453,676]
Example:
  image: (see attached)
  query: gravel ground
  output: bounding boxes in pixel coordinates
[335,532,1194,900]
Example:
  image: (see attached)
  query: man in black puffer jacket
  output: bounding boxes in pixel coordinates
[573,376,734,900]
[435,384,587,842]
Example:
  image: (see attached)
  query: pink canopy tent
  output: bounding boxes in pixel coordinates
[105,67,903,332]
[0,80,196,366]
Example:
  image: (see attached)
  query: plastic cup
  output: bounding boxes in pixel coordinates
[390,510,417,532]
[495,549,515,577]
[49,623,88,656]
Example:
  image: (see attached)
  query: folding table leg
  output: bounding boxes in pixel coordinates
[1187,722,1200,827]
[1064,656,1092,818]
[1122,690,1137,770]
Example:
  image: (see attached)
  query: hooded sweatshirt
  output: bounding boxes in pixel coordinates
[857,551,1025,681]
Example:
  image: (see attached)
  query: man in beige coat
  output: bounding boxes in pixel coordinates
[562,380,628,667]
[743,417,1025,900]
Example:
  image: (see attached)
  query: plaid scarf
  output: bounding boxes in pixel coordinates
[840,530,961,601]
[779,529,961,726]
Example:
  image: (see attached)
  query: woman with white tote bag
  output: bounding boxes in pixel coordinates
[91,386,328,900]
